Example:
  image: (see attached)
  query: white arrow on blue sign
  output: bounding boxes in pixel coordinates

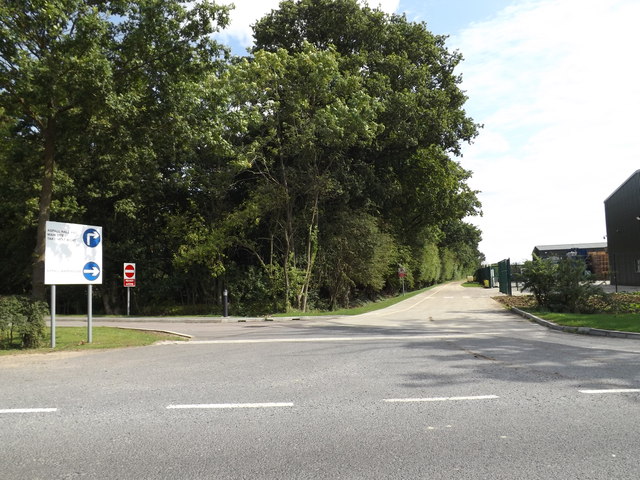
[83,229,101,248]
[83,262,101,281]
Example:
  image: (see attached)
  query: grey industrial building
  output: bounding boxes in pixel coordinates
[532,243,607,260]
[532,243,608,279]
[604,170,640,286]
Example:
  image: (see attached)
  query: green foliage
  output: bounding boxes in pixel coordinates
[226,265,280,316]
[0,0,231,299]
[252,0,481,246]
[0,0,484,314]
[318,212,397,309]
[0,296,48,349]
[418,243,441,285]
[439,248,457,283]
[520,256,557,307]
[224,42,381,311]
[520,256,602,313]
[550,258,603,313]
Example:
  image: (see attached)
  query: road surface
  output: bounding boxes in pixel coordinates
[3,283,640,479]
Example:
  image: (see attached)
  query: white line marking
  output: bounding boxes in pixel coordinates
[179,333,500,345]
[579,389,640,394]
[0,408,57,414]
[383,395,499,403]
[166,403,294,410]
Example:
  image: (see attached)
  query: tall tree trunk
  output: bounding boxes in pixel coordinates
[31,117,56,301]
[300,192,319,312]
[283,227,292,312]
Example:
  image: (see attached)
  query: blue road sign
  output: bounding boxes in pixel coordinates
[83,229,101,248]
[83,262,101,281]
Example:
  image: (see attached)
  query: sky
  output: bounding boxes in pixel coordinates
[215,0,640,264]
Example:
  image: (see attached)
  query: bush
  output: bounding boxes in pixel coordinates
[549,257,603,313]
[589,292,640,314]
[520,256,602,313]
[0,296,49,349]
[519,256,556,307]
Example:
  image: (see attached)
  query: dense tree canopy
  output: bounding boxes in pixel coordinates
[0,0,483,314]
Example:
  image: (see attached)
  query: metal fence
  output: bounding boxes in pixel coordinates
[497,258,512,296]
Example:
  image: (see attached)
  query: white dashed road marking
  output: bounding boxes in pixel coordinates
[383,395,499,403]
[166,403,294,410]
[579,389,640,394]
[0,408,57,414]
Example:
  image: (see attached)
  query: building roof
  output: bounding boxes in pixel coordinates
[604,169,640,203]
[533,242,607,252]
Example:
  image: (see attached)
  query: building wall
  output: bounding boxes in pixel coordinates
[605,171,640,286]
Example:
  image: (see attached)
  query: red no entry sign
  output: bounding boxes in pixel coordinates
[124,263,136,287]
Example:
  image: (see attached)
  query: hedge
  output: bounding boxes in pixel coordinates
[0,296,49,349]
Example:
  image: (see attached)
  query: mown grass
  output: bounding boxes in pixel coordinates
[494,294,640,333]
[273,285,437,317]
[0,326,185,356]
[527,311,640,333]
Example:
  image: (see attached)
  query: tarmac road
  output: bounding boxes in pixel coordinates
[3,283,640,479]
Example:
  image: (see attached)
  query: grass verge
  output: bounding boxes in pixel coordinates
[0,326,186,356]
[493,295,640,333]
[525,310,640,333]
[273,285,437,317]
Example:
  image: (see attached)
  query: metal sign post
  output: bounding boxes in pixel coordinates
[50,285,56,348]
[398,266,406,295]
[88,285,93,343]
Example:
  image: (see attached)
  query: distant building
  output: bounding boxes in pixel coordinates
[532,243,609,280]
[605,170,640,286]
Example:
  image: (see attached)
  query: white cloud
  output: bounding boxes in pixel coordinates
[453,0,640,263]
[217,0,400,52]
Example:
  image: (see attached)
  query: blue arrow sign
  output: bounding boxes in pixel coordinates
[83,229,101,248]
[83,262,101,281]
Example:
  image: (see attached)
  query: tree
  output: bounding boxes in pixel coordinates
[317,211,397,309]
[222,43,379,311]
[0,0,230,300]
[252,0,481,248]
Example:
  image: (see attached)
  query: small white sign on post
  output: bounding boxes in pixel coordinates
[123,263,136,316]
[123,263,136,287]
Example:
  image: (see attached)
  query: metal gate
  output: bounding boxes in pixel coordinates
[498,258,512,296]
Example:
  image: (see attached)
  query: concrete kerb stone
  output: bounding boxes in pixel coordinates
[511,307,640,340]
[114,326,193,339]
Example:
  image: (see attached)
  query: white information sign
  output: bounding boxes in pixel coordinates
[44,221,103,285]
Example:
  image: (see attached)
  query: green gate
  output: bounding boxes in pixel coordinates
[498,258,512,296]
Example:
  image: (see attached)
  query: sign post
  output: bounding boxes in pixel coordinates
[398,266,406,295]
[123,263,136,316]
[50,285,56,348]
[88,284,93,343]
[45,221,102,344]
